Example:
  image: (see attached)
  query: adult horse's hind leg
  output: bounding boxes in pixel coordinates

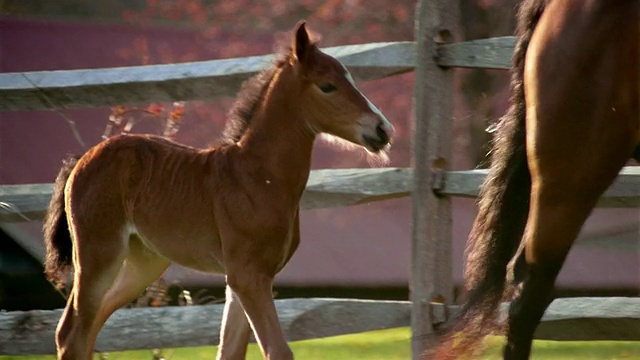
[503,2,638,357]
[217,285,252,360]
[505,128,635,359]
[504,188,600,359]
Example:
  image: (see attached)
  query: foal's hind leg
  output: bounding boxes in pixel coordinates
[217,285,252,360]
[56,231,169,359]
[91,236,170,350]
[56,227,127,360]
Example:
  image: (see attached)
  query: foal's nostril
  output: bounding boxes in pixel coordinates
[376,123,389,143]
[363,121,392,152]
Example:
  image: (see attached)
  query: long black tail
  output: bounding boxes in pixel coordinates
[43,155,80,290]
[432,0,548,358]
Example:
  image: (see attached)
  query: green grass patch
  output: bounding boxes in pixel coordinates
[2,328,639,359]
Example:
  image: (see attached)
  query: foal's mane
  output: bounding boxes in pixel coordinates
[221,32,319,144]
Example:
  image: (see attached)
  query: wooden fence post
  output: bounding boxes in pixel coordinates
[411,0,458,358]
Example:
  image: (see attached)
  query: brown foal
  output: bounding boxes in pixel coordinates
[43,21,393,360]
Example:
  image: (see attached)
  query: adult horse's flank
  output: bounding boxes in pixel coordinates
[433,0,638,359]
[43,21,393,360]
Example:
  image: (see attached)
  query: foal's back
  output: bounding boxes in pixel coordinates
[68,134,227,272]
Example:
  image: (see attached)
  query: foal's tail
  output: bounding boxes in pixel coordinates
[431,0,548,358]
[43,154,80,290]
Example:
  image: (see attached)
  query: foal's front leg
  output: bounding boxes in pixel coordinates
[217,285,251,360]
[226,271,293,360]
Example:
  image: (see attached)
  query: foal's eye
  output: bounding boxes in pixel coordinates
[318,83,337,93]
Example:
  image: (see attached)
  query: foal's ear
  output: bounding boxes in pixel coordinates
[292,20,311,63]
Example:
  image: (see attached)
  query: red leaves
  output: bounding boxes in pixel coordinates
[112,0,416,164]
[103,105,128,140]
[162,102,186,139]
[103,102,186,141]
[147,103,164,116]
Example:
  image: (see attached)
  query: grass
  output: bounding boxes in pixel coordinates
[2,328,639,360]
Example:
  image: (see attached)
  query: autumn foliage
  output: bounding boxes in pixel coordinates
[111,0,520,170]
[110,0,416,168]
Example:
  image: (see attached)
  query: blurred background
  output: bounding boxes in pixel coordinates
[0,0,637,311]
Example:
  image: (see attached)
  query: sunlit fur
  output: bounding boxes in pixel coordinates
[431,1,639,359]
[42,21,393,360]
[319,133,390,167]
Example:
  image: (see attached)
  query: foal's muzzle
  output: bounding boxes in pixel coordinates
[363,121,394,152]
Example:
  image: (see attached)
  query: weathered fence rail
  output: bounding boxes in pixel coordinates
[2,167,639,222]
[0,37,523,112]
[2,297,638,355]
[0,42,413,111]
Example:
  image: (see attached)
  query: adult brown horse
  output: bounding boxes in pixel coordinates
[433,0,638,359]
[43,21,393,360]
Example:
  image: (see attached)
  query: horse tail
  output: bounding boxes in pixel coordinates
[432,0,548,358]
[43,154,80,290]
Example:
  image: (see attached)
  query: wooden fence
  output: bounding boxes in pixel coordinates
[2,297,639,355]
[1,0,639,357]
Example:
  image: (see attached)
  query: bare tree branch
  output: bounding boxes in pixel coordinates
[20,74,88,150]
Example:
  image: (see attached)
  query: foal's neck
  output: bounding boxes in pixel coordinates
[237,65,315,192]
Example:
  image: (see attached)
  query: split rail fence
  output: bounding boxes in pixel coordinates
[1,0,639,358]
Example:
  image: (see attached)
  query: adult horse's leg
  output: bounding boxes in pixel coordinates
[217,285,252,360]
[504,2,638,357]
[504,191,600,358]
[505,132,635,358]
